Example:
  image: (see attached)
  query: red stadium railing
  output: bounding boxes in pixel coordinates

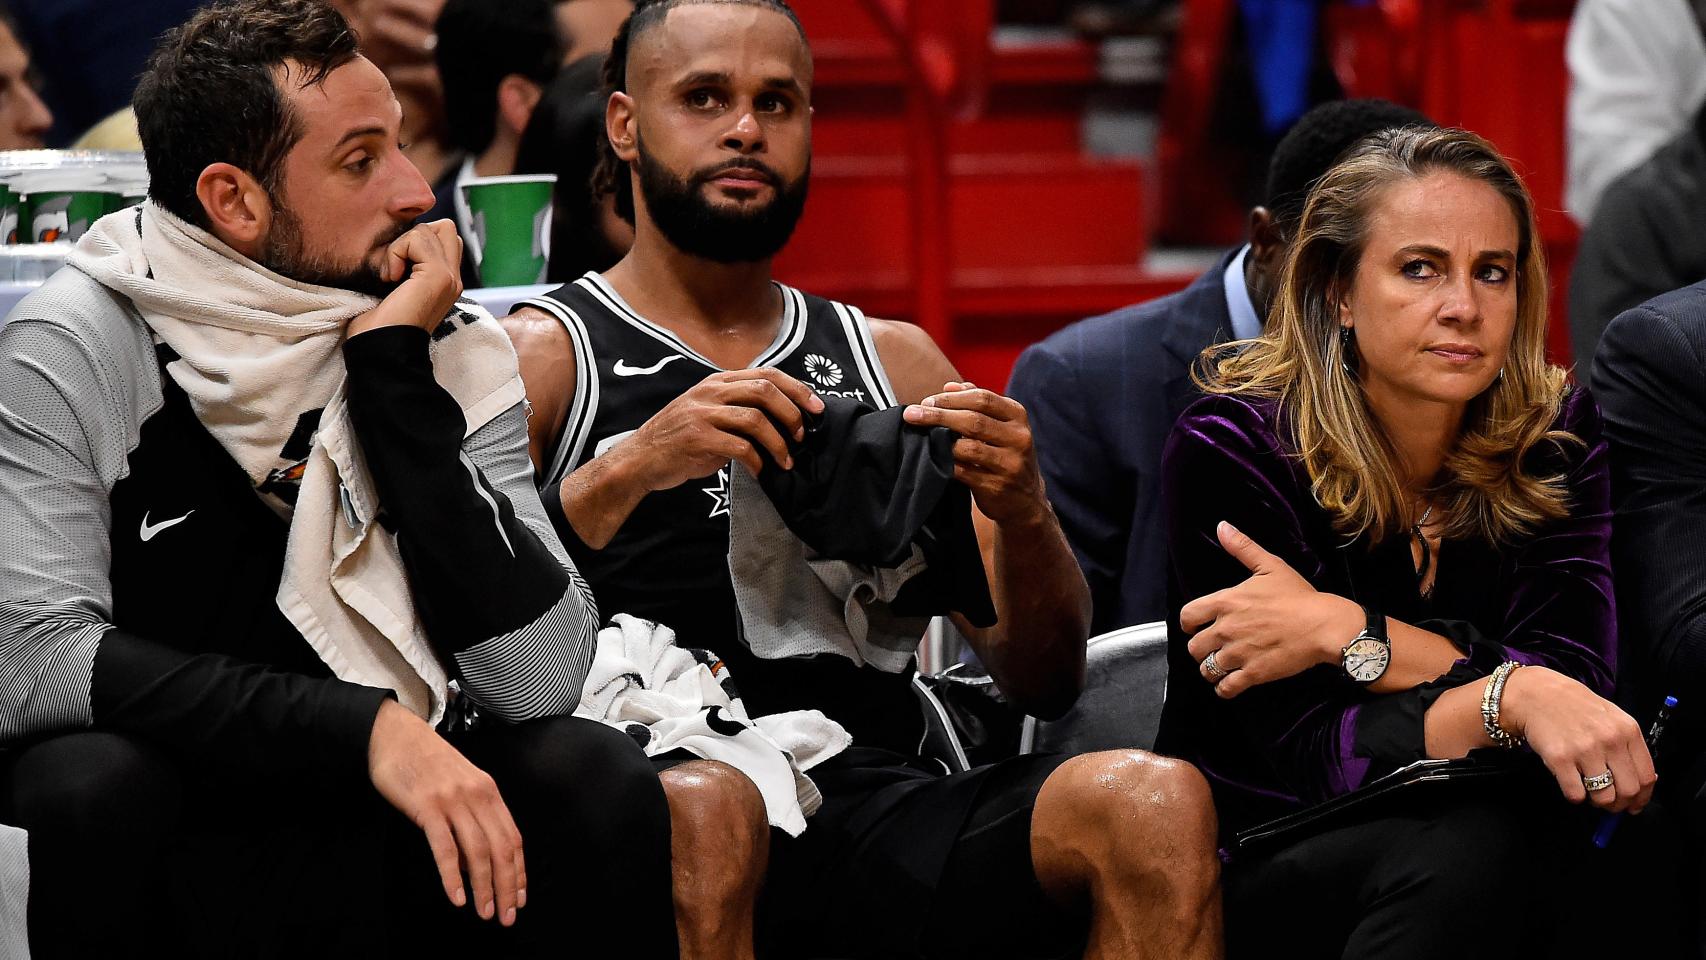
[851,0,969,350]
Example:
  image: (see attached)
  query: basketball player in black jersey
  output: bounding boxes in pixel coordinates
[501,2,1224,957]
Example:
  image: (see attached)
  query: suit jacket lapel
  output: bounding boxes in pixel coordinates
[1161,248,1242,422]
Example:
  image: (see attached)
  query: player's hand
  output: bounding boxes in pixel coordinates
[346,220,464,338]
[367,699,526,926]
[902,382,1049,526]
[613,368,825,490]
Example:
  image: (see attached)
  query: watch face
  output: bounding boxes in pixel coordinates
[1343,636,1390,682]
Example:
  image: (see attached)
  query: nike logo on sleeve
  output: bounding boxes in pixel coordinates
[140,510,195,542]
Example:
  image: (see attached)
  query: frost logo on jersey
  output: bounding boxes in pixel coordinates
[803,354,843,388]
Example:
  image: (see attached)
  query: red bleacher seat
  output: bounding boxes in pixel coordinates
[780,0,1181,388]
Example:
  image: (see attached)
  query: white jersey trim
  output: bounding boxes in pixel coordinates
[773,285,811,369]
[833,301,899,409]
[576,271,801,371]
[516,296,600,487]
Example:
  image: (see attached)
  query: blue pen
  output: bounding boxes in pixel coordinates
[1592,695,1677,849]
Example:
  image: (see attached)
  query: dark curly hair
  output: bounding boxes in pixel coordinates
[435,0,564,156]
[134,0,360,228]
[592,0,808,224]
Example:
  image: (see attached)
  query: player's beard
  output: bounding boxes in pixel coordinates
[261,202,409,298]
[636,144,809,264]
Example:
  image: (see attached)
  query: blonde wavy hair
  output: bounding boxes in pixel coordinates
[1196,125,1576,546]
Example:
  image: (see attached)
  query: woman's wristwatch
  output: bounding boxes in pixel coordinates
[1339,605,1391,683]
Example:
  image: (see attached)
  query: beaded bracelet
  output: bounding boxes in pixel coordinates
[1481,660,1525,749]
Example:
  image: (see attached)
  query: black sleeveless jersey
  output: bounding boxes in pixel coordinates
[520,273,926,752]
[520,271,898,645]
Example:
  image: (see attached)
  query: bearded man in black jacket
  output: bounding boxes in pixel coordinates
[0,1,761,955]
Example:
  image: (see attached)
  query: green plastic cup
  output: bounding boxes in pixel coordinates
[461,174,555,287]
[0,183,18,245]
[21,189,122,244]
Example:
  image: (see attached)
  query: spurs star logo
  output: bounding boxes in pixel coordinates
[803,353,843,388]
[702,468,732,519]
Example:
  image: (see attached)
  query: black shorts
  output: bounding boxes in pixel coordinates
[758,747,1084,960]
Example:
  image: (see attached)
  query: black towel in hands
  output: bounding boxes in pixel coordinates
[754,397,996,628]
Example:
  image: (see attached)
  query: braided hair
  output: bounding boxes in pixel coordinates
[593,0,808,224]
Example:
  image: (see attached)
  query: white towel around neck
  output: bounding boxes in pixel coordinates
[69,203,527,723]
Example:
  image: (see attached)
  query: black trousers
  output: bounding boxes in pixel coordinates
[1223,779,1585,960]
[2,715,679,959]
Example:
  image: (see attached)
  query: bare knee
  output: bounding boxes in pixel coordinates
[1042,750,1216,830]
[1033,751,1219,887]
[660,760,769,884]
[661,760,767,832]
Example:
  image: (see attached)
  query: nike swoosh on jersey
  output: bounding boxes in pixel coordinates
[140,509,195,542]
[613,355,685,377]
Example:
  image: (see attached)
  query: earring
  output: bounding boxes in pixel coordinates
[1339,325,1356,378]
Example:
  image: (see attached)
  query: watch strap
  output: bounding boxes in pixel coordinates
[1361,604,1387,643]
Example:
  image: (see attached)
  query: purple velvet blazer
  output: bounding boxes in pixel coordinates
[1153,388,1616,836]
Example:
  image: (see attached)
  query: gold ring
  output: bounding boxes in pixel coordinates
[1582,769,1615,792]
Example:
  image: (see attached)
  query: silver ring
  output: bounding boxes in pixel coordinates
[1582,769,1615,792]
[1203,650,1227,681]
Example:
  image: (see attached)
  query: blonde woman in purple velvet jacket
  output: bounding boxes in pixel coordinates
[1156,126,1653,958]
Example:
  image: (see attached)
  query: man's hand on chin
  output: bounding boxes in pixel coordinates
[346,219,464,339]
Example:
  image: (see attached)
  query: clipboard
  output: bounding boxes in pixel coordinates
[1226,755,1533,859]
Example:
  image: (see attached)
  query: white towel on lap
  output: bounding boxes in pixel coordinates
[575,614,850,837]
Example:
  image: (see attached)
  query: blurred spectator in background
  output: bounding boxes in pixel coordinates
[72,107,140,151]
[332,0,456,190]
[1566,0,1706,226]
[0,3,50,150]
[425,0,633,287]
[3,0,193,146]
[556,0,634,63]
[1007,98,1428,634]
[1235,0,1323,139]
[1067,0,1181,36]
[515,55,633,284]
[1570,102,1706,373]
[428,0,565,284]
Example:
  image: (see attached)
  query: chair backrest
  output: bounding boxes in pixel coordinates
[1021,621,1169,755]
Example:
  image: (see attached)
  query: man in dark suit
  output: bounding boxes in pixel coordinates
[1593,285,1706,746]
[1592,282,1706,954]
[1569,103,1706,374]
[1007,99,1430,633]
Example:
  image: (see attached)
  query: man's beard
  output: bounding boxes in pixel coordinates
[260,203,408,298]
[637,147,809,264]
